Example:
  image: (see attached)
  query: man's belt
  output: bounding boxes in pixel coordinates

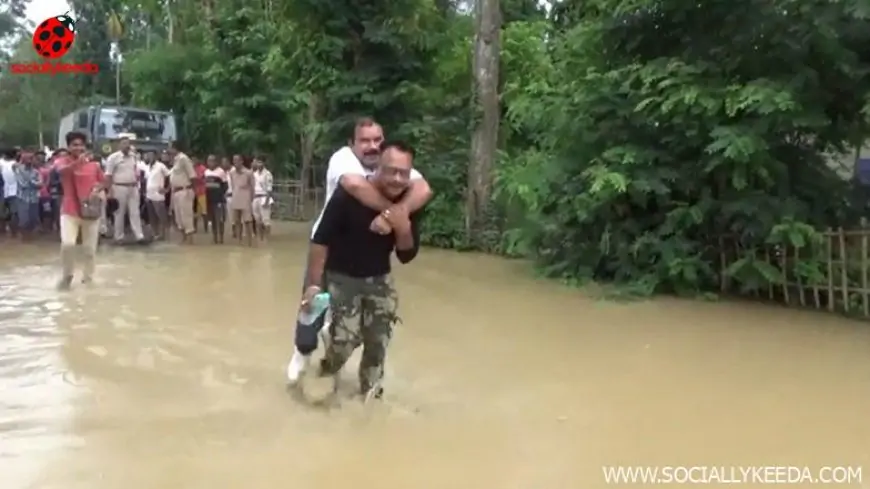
[172,185,192,191]
[113,182,137,187]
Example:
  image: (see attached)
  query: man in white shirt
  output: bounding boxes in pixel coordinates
[0,149,19,236]
[105,135,145,243]
[286,117,433,384]
[251,156,274,240]
[143,150,171,240]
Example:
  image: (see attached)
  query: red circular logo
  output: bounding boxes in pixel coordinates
[31,14,77,60]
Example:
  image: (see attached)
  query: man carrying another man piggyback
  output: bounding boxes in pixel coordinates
[287,117,433,401]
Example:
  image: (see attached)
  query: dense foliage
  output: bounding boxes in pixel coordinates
[2,0,870,297]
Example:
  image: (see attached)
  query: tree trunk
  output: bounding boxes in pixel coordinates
[115,58,121,104]
[299,94,320,211]
[37,110,44,148]
[165,1,174,44]
[466,0,501,244]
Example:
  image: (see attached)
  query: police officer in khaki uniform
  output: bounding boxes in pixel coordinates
[167,141,197,244]
[104,134,145,243]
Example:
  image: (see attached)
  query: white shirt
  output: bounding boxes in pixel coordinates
[205,168,228,201]
[253,168,273,196]
[0,159,17,197]
[145,162,170,201]
[204,167,227,181]
[311,146,423,237]
[105,151,140,184]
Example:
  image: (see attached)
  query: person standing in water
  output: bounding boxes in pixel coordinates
[37,150,54,234]
[286,118,433,383]
[301,141,425,400]
[203,155,228,243]
[251,155,273,241]
[193,158,208,233]
[144,150,170,240]
[104,135,146,244]
[55,132,106,289]
[226,154,244,239]
[45,149,67,234]
[167,141,197,244]
[1,148,19,237]
[228,156,254,246]
[159,151,173,227]
[220,156,232,234]
[14,149,41,241]
[135,150,149,231]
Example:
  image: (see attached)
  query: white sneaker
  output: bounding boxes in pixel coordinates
[285,349,311,384]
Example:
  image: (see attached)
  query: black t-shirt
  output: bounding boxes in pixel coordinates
[204,169,227,204]
[49,168,62,196]
[311,187,422,278]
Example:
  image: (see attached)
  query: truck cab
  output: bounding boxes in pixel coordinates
[58,105,178,156]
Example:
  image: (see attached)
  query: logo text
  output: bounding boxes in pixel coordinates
[9,62,99,75]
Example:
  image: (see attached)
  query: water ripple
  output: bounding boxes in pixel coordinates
[0,262,79,488]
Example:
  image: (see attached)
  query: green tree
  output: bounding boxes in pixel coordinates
[6,0,870,307]
[0,0,29,37]
[68,0,124,100]
[506,0,870,294]
[0,38,78,146]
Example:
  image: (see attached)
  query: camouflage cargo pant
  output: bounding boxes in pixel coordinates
[320,271,399,394]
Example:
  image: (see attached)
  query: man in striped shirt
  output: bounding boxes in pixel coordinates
[286,117,433,384]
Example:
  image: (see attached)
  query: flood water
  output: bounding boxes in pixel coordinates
[1,222,869,488]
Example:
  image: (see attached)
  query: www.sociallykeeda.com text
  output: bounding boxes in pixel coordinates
[602,465,862,485]
[7,62,99,75]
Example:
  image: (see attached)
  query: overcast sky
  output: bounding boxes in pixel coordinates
[25,0,72,28]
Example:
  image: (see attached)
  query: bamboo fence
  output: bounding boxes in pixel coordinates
[274,179,870,319]
[718,224,870,319]
[271,179,325,221]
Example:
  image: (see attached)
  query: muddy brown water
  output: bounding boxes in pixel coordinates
[1,223,869,488]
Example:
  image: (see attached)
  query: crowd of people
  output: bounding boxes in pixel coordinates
[0,136,275,247]
[0,147,55,240]
[5,116,435,404]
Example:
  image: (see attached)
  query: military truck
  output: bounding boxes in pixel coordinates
[57,104,177,156]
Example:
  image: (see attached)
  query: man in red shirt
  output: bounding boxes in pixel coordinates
[193,159,207,232]
[54,131,107,290]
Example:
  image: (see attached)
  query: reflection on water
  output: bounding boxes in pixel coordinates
[0,262,79,488]
[0,225,869,488]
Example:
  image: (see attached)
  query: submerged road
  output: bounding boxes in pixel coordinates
[0,223,868,488]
